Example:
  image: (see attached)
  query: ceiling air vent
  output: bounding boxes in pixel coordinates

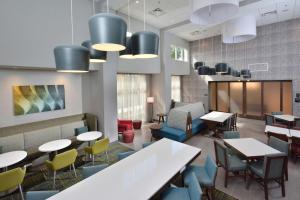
[149,8,165,17]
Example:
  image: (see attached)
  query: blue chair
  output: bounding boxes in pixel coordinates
[162,172,202,200]
[268,136,289,180]
[142,142,154,148]
[75,126,88,136]
[184,155,217,199]
[117,151,136,160]
[214,140,247,188]
[265,114,275,126]
[223,131,240,139]
[247,153,287,200]
[82,164,108,179]
[25,191,59,200]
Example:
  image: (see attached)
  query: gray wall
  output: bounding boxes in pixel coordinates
[182,18,300,114]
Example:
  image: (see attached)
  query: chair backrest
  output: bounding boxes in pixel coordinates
[267,132,288,142]
[204,154,218,185]
[295,118,300,128]
[271,112,283,115]
[273,123,288,128]
[291,136,300,146]
[263,153,287,179]
[214,140,228,168]
[82,164,108,179]
[92,138,110,154]
[223,131,240,139]
[0,167,26,192]
[25,190,59,200]
[75,126,88,136]
[117,151,136,160]
[230,113,237,126]
[268,136,289,155]
[186,172,203,200]
[52,149,78,170]
[265,114,274,125]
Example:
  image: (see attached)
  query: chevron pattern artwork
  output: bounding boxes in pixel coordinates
[13,85,65,116]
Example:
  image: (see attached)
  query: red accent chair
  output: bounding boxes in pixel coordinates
[118,120,133,134]
[123,130,135,143]
[133,120,142,129]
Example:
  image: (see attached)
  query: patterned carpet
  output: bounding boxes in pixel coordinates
[1,142,237,200]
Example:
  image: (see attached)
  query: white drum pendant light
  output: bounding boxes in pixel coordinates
[191,0,239,25]
[89,0,127,51]
[54,0,89,73]
[222,15,257,43]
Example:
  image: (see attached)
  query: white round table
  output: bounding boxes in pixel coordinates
[39,139,72,153]
[76,131,102,143]
[0,150,27,170]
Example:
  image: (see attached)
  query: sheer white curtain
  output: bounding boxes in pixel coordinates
[117,74,148,122]
[171,76,181,102]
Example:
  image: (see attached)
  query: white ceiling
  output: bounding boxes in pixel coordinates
[107,0,300,41]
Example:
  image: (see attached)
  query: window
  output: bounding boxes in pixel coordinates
[171,76,181,102]
[171,45,188,62]
[117,74,149,122]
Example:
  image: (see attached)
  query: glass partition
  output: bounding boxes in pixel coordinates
[230,82,243,114]
[209,82,217,111]
[282,82,292,114]
[217,82,229,112]
[263,82,280,114]
[246,82,262,117]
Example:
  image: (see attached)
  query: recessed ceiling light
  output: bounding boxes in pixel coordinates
[135,0,139,3]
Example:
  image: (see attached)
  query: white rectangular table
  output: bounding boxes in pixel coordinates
[201,111,233,138]
[48,138,201,200]
[265,125,291,137]
[224,138,281,159]
[289,129,300,138]
[273,115,297,128]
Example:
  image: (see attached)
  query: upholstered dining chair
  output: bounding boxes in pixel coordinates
[84,138,110,165]
[271,111,283,115]
[291,136,300,163]
[247,153,287,200]
[45,149,78,188]
[265,114,275,126]
[117,151,136,160]
[162,172,202,200]
[0,167,26,200]
[230,113,238,131]
[294,118,300,128]
[183,155,217,200]
[82,164,108,179]
[223,131,240,139]
[75,126,88,136]
[268,136,289,180]
[214,140,247,188]
[26,190,59,200]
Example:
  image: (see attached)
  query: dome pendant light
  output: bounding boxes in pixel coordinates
[120,0,135,59]
[198,66,210,75]
[82,1,107,63]
[132,0,159,58]
[191,0,239,26]
[89,0,127,52]
[54,0,89,73]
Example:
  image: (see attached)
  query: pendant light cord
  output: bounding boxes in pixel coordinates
[128,0,131,33]
[143,0,146,31]
[92,0,95,15]
[244,42,246,69]
[107,0,109,13]
[70,0,74,44]
[212,37,214,67]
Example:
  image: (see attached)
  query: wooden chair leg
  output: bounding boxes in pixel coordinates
[263,180,268,200]
[285,165,288,181]
[281,177,285,197]
[224,170,228,188]
[211,187,215,200]
[244,170,247,182]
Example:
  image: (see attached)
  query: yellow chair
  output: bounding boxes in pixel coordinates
[45,149,78,188]
[84,138,110,165]
[0,167,26,200]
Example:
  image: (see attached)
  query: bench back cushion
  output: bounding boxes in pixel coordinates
[61,121,85,139]
[174,102,205,120]
[24,126,61,150]
[167,109,188,131]
[0,134,25,152]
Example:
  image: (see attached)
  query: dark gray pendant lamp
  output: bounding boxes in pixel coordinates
[232,70,241,77]
[120,0,135,59]
[82,40,107,63]
[241,69,251,76]
[215,63,228,74]
[223,66,232,75]
[198,66,210,75]
[209,68,216,75]
[89,0,127,52]
[132,0,159,58]
[194,62,205,71]
[54,0,89,73]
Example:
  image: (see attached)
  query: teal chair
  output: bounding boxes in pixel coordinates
[162,172,202,200]
[184,155,217,199]
[214,140,247,188]
[75,126,88,136]
[117,151,136,160]
[294,118,300,128]
[247,153,287,200]
[223,131,240,139]
[265,114,274,126]
[268,136,289,180]
[26,191,59,200]
[142,142,154,148]
[271,111,283,115]
[82,164,108,179]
